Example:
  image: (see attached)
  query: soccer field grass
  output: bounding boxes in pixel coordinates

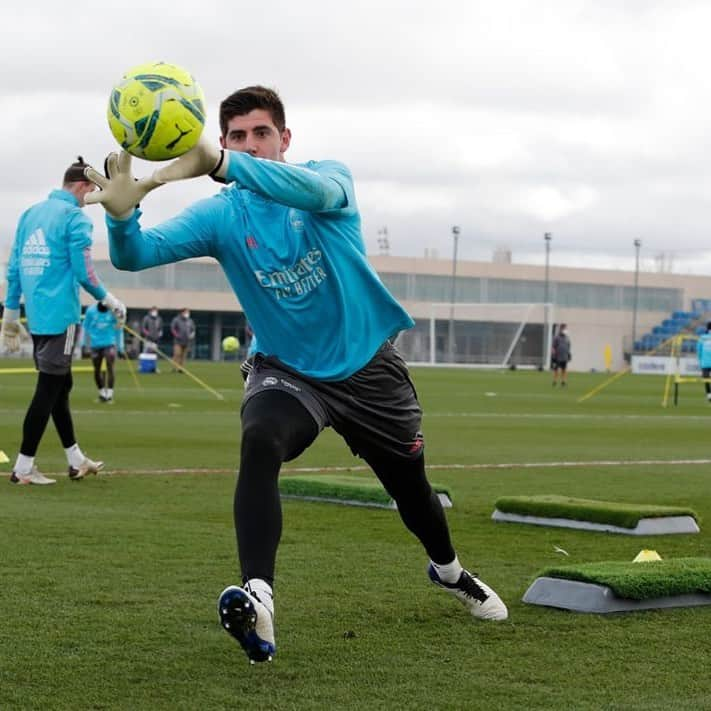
[2,360,711,710]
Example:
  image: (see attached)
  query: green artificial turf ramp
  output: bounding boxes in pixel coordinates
[540,558,711,600]
[495,495,698,529]
[280,475,452,508]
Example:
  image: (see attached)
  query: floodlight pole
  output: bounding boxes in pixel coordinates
[542,232,552,369]
[448,226,460,363]
[632,239,642,353]
[377,226,390,256]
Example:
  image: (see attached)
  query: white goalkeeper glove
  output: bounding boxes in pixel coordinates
[101,293,126,325]
[85,152,163,219]
[152,134,228,184]
[85,138,229,219]
[0,308,28,353]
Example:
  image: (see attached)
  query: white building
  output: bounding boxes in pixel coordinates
[3,243,708,372]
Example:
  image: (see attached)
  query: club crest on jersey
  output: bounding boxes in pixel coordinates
[245,235,258,249]
[289,210,304,231]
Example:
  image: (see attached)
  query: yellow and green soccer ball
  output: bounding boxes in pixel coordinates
[222,336,240,353]
[107,61,205,161]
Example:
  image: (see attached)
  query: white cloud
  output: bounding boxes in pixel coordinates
[2,0,711,273]
[519,185,598,221]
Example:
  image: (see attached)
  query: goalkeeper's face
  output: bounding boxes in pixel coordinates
[220,109,291,162]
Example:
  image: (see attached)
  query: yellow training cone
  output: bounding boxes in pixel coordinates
[633,549,662,562]
[0,450,9,464]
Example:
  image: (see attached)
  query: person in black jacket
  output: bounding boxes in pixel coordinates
[551,324,572,387]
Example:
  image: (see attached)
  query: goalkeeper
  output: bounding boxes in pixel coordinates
[84,86,508,663]
[1,157,125,485]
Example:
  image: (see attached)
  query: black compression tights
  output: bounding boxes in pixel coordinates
[235,390,456,586]
[363,451,456,565]
[236,391,319,585]
[21,371,76,456]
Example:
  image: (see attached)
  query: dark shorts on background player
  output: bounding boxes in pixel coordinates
[32,325,78,375]
[242,341,424,461]
[90,346,116,360]
[551,358,568,371]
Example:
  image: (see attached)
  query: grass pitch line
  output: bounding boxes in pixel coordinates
[284,458,711,471]
[0,366,94,375]
[428,412,711,422]
[10,456,711,477]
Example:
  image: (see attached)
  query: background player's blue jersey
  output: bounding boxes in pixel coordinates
[106,152,414,380]
[82,303,124,351]
[697,333,711,368]
[5,189,107,334]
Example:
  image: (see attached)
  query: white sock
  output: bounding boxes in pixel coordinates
[14,453,34,476]
[431,556,464,584]
[65,444,85,469]
[107,388,114,399]
[245,578,274,615]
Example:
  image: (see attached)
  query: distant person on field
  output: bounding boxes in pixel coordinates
[84,85,507,664]
[551,323,572,387]
[170,308,195,370]
[141,306,163,353]
[82,301,124,402]
[697,321,711,402]
[0,156,125,485]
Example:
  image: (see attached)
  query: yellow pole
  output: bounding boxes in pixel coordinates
[662,371,673,408]
[122,349,143,392]
[577,367,630,403]
[122,324,224,401]
[578,331,691,404]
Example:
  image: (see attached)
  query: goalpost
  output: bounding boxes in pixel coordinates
[395,302,555,369]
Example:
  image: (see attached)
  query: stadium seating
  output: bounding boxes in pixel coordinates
[634,309,702,353]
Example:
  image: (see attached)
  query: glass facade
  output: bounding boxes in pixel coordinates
[95,261,232,293]
[379,272,682,313]
[86,260,683,362]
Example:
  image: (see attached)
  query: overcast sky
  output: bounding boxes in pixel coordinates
[2,0,711,274]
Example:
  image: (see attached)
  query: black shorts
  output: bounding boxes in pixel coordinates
[32,326,78,375]
[551,358,568,371]
[91,346,116,360]
[242,341,424,460]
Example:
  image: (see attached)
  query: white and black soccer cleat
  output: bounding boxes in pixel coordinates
[428,564,508,621]
[217,585,276,663]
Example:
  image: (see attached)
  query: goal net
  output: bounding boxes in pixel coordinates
[395,302,554,369]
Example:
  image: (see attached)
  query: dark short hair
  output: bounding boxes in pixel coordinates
[63,156,90,184]
[707,321,711,331]
[219,86,286,136]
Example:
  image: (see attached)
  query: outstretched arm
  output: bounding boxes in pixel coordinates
[84,148,223,271]
[219,152,348,212]
[106,200,219,272]
[150,136,350,212]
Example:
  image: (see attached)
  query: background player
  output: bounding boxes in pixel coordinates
[1,156,125,484]
[82,300,125,402]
